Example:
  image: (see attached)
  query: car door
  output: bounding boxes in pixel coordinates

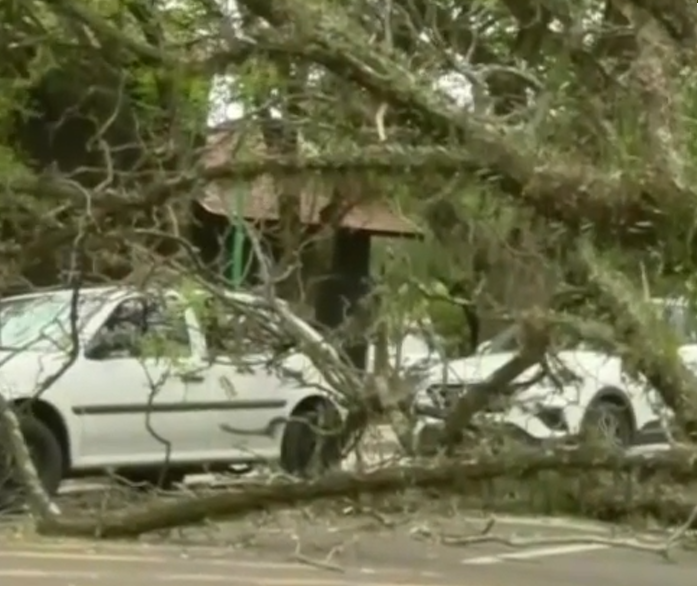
[198,307,288,459]
[74,295,210,468]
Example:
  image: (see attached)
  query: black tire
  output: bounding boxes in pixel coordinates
[280,400,342,477]
[0,417,63,509]
[581,399,633,447]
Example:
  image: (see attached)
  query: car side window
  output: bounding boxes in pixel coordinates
[89,297,191,359]
[200,299,271,358]
[87,298,146,359]
[204,312,256,357]
[143,297,191,350]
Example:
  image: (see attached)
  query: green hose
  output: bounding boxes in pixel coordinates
[229,184,252,288]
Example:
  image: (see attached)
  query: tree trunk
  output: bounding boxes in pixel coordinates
[37,446,694,538]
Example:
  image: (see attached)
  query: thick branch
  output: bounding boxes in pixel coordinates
[202,147,691,253]
[236,0,693,255]
[37,446,695,538]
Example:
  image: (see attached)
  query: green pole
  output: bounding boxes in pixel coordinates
[231,185,245,288]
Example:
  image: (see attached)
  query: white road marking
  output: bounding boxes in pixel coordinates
[461,543,608,565]
[0,548,306,571]
[160,572,356,585]
[455,514,619,534]
[0,567,366,585]
[0,547,419,580]
[161,572,266,583]
[0,569,100,579]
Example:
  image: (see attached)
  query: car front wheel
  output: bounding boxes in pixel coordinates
[0,417,63,510]
[580,399,633,447]
[280,399,343,477]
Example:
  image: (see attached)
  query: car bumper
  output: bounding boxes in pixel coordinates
[412,408,572,454]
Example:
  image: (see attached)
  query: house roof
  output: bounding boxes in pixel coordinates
[198,123,420,236]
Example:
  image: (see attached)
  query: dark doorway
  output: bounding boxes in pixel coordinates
[314,229,372,369]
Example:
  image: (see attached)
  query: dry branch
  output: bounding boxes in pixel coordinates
[36,447,695,538]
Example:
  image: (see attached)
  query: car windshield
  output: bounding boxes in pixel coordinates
[0,294,103,351]
[480,300,696,354]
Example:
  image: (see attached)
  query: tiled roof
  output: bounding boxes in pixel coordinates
[198,123,420,236]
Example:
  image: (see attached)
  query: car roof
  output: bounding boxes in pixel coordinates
[0,285,284,307]
[0,286,130,302]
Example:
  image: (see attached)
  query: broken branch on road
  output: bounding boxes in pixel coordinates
[35,447,695,539]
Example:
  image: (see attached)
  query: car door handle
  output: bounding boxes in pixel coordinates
[177,371,205,383]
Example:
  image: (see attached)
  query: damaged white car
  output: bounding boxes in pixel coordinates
[412,298,696,450]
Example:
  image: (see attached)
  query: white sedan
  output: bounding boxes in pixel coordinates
[0,286,347,502]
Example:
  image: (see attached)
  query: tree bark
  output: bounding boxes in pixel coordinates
[37,446,694,538]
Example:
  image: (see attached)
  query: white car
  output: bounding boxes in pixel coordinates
[0,286,346,500]
[412,298,696,450]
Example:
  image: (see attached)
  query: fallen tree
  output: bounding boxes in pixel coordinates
[36,446,695,538]
[0,0,694,545]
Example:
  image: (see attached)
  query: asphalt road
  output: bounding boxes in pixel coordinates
[1,517,694,585]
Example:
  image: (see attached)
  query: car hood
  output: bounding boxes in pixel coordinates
[0,351,75,398]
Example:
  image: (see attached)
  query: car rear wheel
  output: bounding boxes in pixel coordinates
[0,417,63,510]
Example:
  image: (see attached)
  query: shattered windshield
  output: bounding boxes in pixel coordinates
[0,294,102,351]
